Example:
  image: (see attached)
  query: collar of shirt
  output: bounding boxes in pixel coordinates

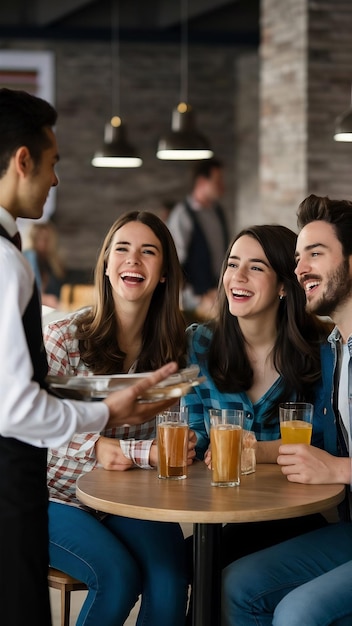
[329,326,352,358]
[0,206,18,238]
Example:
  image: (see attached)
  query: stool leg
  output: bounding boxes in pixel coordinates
[61,588,71,626]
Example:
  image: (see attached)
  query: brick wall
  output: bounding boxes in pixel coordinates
[307,0,352,199]
[260,0,308,228]
[0,37,238,270]
[259,0,352,231]
[3,0,352,270]
[234,52,260,231]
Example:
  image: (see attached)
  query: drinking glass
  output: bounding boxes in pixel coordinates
[279,402,313,444]
[209,409,244,486]
[157,407,189,479]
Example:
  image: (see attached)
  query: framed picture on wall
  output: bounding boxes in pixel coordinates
[0,50,56,234]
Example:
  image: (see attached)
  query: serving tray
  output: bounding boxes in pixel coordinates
[47,365,203,401]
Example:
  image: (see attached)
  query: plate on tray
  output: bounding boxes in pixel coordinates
[47,365,204,401]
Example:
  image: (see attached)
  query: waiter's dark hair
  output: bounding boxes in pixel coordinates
[0,88,57,177]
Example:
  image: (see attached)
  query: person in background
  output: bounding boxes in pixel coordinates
[23,220,66,308]
[158,197,176,223]
[0,87,179,626]
[44,210,196,626]
[221,195,352,626]
[167,157,229,322]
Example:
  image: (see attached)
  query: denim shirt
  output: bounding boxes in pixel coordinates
[324,327,352,515]
[327,327,352,449]
[315,327,352,458]
[313,340,337,455]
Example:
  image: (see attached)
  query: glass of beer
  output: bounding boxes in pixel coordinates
[279,402,313,444]
[209,409,244,486]
[157,407,189,479]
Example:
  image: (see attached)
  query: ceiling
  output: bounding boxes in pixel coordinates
[0,0,260,46]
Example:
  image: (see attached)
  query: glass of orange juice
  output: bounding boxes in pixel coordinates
[209,409,244,486]
[279,402,313,444]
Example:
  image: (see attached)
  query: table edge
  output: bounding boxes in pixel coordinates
[76,468,346,524]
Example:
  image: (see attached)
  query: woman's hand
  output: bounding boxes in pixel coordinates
[204,445,212,469]
[95,436,134,471]
[187,429,197,465]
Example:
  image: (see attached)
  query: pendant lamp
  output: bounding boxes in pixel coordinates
[156,0,213,161]
[92,1,142,168]
[334,85,352,142]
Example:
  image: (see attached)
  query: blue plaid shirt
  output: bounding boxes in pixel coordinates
[182,323,325,459]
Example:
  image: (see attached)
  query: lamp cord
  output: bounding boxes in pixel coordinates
[180,0,188,104]
[111,0,120,117]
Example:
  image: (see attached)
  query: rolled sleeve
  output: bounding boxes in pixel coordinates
[119,439,154,469]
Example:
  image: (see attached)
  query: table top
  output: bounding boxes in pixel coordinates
[76,461,346,524]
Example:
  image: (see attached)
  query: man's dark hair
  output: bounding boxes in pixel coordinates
[0,88,57,177]
[297,194,352,257]
[191,157,223,186]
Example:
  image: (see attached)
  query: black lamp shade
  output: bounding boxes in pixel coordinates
[92,120,142,167]
[157,105,213,160]
[334,108,352,142]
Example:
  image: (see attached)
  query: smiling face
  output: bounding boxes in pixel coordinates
[105,221,165,306]
[222,235,284,321]
[295,220,352,317]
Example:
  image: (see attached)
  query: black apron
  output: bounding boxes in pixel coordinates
[0,226,52,625]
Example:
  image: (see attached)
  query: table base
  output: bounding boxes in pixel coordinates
[192,523,222,626]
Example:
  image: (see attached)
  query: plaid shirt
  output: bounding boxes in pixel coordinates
[181,323,292,459]
[45,313,155,509]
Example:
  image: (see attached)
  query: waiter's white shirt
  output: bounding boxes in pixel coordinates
[0,208,109,448]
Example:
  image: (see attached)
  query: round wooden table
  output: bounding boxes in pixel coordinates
[77,461,345,626]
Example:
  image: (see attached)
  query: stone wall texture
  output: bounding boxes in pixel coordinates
[259,0,352,230]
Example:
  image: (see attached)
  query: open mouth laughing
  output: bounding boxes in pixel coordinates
[120,272,145,283]
[231,289,253,299]
[301,277,321,294]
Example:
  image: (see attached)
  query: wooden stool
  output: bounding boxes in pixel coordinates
[48,567,87,626]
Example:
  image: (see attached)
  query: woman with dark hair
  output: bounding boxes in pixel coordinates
[45,211,194,626]
[185,224,329,459]
[183,224,331,586]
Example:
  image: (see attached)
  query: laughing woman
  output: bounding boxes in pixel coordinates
[183,225,331,582]
[44,211,194,626]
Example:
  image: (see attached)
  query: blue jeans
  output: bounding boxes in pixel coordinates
[222,522,352,626]
[49,502,188,626]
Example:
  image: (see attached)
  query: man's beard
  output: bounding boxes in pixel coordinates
[306,257,352,317]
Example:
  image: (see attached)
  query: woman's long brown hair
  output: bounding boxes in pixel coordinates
[75,211,187,374]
